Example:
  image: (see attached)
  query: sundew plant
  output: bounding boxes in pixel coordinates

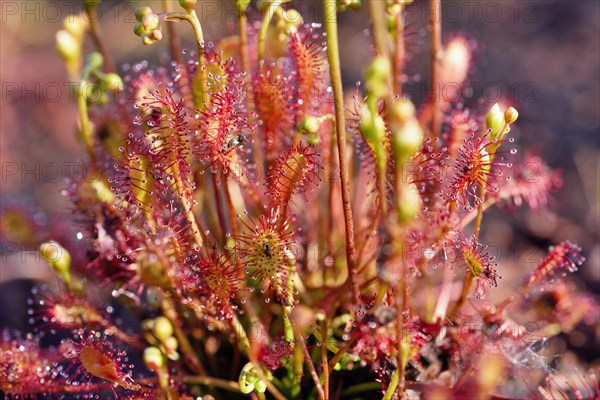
[1,0,598,399]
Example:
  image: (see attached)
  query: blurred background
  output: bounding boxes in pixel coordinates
[1,0,598,387]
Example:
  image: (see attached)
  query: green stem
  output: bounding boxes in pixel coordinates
[323,0,360,306]
[341,382,384,398]
[164,12,207,108]
[183,375,242,393]
[76,80,95,164]
[257,1,282,65]
[382,368,400,400]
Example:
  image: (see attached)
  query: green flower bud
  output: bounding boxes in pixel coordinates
[337,0,361,12]
[298,115,320,135]
[307,132,321,145]
[40,241,72,286]
[163,336,179,353]
[86,52,104,71]
[63,15,87,43]
[391,98,416,123]
[349,0,361,10]
[56,30,80,62]
[254,379,267,393]
[135,6,153,22]
[141,13,160,31]
[486,103,504,140]
[392,119,423,163]
[281,8,303,32]
[397,183,422,223]
[365,56,390,98]
[504,107,519,125]
[179,0,197,12]
[143,346,165,371]
[133,22,146,37]
[40,241,71,273]
[102,73,123,93]
[152,316,174,341]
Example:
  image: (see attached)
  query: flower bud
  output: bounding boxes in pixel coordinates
[337,0,361,12]
[397,183,422,223]
[143,346,165,371]
[150,29,163,41]
[40,241,72,286]
[86,52,104,71]
[40,241,71,274]
[152,316,174,341]
[280,8,303,32]
[102,73,123,93]
[390,98,416,123]
[133,22,145,37]
[392,118,423,163]
[142,13,160,31]
[179,0,197,12]
[163,336,179,353]
[56,30,79,62]
[135,6,152,22]
[441,37,470,88]
[298,116,320,135]
[504,107,519,125]
[63,15,87,43]
[142,30,162,45]
[486,103,504,140]
[365,56,390,98]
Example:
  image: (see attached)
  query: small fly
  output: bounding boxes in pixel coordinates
[263,243,272,258]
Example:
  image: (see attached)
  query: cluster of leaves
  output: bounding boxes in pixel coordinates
[2,0,598,399]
